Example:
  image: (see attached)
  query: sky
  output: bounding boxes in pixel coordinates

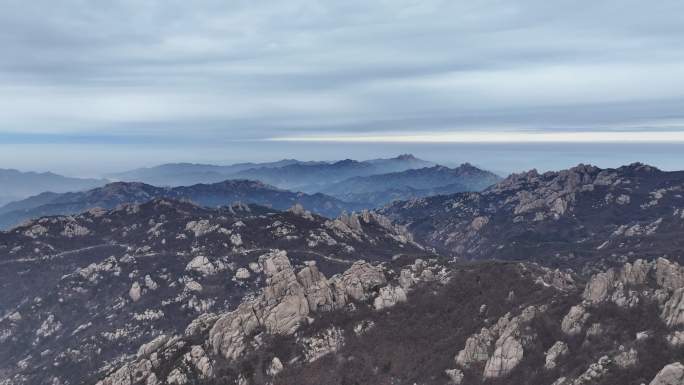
[1,0,684,176]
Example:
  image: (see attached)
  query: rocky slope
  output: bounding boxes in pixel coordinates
[0,180,365,230]
[57,253,684,385]
[0,199,425,385]
[321,164,501,206]
[382,163,684,270]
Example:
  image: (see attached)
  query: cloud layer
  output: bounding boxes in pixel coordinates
[1,0,684,172]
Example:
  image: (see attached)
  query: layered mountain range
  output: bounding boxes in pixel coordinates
[0,156,500,230]
[0,180,365,230]
[1,161,683,385]
[109,155,436,191]
[0,168,105,207]
[321,164,501,206]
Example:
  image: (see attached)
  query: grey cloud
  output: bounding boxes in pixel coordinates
[1,0,684,142]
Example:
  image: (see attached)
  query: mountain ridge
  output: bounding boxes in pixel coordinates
[381,162,684,269]
[0,168,106,206]
[0,180,367,230]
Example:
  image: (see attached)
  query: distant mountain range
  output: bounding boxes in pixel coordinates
[0,155,501,230]
[107,159,327,187]
[230,154,436,192]
[0,168,105,206]
[321,164,501,206]
[109,154,435,191]
[0,180,365,229]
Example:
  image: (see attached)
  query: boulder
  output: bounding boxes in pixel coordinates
[545,341,569,370]
[235,268,251,280]
[267,357,284,376]
[185,256,217,276]
[301,327,345,362]
[129,282,142,302]
[445,368,464,384]
[649,362,684,385]
[339,261,387,302]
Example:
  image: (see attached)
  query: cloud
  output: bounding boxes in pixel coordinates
[267,130,684,143]
[1,0,684,154]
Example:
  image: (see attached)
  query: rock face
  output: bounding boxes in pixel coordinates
[209,251,309,361]
[455,327,494,367]
[649,362,684,385]
[297,261,335,312]
[561,305,589,336]
[545,341,569,370]
[482,306,543,378]
[482,335,524,378]
[582,258,683,307]
[455,305,543,379]
[373,285,407,310]
[579,258,684,329]
[661,288,684,327]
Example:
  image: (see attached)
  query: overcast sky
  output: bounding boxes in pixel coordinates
[1,0,684,175]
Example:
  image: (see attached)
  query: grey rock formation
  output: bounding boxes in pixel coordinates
[455,327,494,367]
[655,259,684,291]
[300,327,345,362]
[482,306,543,378]
[614,346,638,369]
[337,260,387,302]
[649,362,684,385]
[545,341,569,370]
[296,261,335,312]
[267,357,284,377]
[573,355,612,384]
[444,368,464,384]
[661,288,684,328]
[483,335,524,378]
[373,285,407,310]
[582,271,615,304]
[129,282,142,302]
[561,305,589,336]
[185,256,218,276]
